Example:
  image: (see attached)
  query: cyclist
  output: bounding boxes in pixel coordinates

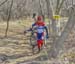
[24,15,49,52]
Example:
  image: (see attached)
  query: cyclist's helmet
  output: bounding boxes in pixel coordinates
[37,16,43,21]
[36,16,45,26]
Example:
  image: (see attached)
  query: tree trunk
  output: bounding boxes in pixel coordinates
[38,0,43,16]
[5,0,13,37]
[49,6,75,58]
[72,0,74,6]
[55,0,60,14]
[45,0,56,36]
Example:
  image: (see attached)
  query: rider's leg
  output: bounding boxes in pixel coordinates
[37,39,43,49]
[37,33,44,51]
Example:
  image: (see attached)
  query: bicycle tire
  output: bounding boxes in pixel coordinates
[30,31,37,46]
[29,31,38,54]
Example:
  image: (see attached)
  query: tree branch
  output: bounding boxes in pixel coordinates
[0,0,8,7]
[5,0,13,37]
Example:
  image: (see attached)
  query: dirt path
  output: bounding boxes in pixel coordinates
[0,22,75,64]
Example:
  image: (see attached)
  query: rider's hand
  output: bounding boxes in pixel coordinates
[46,35,49,39]
[24,31,27,35]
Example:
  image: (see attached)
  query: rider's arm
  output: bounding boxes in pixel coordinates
[32,23,36,28]
[24,28,32,34]
[24,22,36,34]
[44,26,49,38]
[27,28,32,31]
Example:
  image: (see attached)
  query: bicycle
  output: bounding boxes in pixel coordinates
[24,27,48,54]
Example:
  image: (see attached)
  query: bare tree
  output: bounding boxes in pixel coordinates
[0,0,8,7]
[55,0,65,15]
[5,0,13,37]
[49,5,75,58]
[38,0,43,15]
[72,0,74,6]
[45,0,55,36]
[0,0,73,20]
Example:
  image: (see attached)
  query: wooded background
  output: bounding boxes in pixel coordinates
[0,0,75,20]
[0,0,75,64]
